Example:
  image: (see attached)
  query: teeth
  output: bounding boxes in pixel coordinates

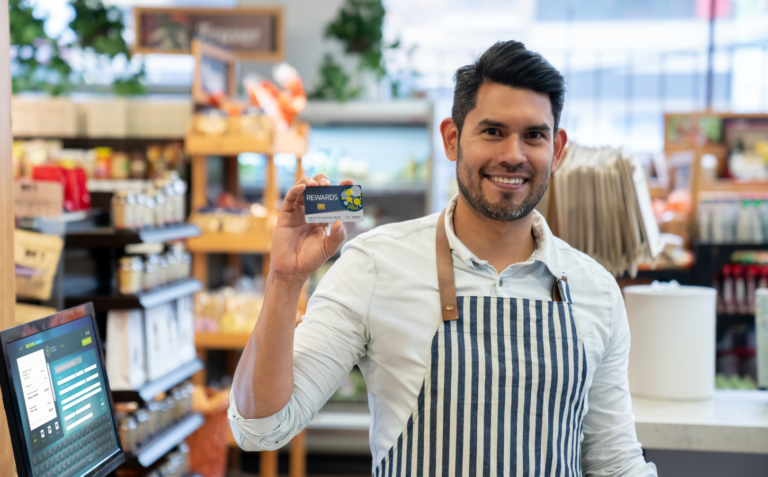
[491,176,524,185]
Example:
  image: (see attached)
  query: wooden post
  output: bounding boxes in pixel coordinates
[289,429,307,477]
[0,1,18,474]
[191,155,208,211]
[260,449,279,477]
[264,154,278,212]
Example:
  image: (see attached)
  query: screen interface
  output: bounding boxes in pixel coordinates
[9,316,119,477]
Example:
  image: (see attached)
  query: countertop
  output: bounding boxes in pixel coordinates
[632,390,768,454]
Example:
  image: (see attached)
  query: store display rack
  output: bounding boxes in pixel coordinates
[14,136,184,151]
[66,224,200,247]
[112,358,204,403]
[64,277,203,312]
[125,413,205,468]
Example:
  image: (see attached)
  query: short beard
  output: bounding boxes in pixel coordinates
[455,144,551,222]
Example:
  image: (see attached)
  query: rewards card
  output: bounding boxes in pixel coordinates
[303,185,364,223]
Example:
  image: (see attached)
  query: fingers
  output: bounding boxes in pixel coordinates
[323,220,346,256]
[339,179,353,186]
[282,183,307,213]
[313,173,331,186]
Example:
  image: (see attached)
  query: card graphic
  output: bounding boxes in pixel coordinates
[304,185,364,223]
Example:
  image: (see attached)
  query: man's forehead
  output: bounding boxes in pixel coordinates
[469,82,554,127]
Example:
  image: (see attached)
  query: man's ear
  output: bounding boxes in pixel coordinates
[440,118,459,162]
[551,128,568,172]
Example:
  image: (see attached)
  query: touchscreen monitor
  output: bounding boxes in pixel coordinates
[0,303,124,477]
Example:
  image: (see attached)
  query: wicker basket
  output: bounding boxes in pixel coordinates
[187,388,230,477]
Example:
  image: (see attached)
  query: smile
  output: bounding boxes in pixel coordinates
[487,176,527,186]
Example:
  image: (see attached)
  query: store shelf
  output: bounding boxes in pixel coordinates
[65,278,202,311]
[621,268,693,284]
[111,358,204,403]
[130,413,204,467]
[195,331,251,350]
[66,224,200,247]
[87,179,152,193]
[187,231,271,254]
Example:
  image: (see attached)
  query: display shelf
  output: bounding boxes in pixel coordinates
[184,120,308,157]
[65,278,203,311]
[66,224,200,247]
[693,243,768,286]
[111,358,204,403]
[187,230,271,253]
[128,413,204,467]
[195,331,251,350]
[621,268,694,284]
[87,179,151,193]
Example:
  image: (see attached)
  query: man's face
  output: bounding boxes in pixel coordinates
[444,82,566,222]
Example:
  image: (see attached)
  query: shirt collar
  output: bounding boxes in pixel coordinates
[443,194,564,280]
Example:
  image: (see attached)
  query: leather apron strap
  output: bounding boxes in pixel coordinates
[436,209,566,322]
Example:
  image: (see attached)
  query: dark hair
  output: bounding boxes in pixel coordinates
[452,41,565,136]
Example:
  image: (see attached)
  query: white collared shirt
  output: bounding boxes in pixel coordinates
[229,195,657,476]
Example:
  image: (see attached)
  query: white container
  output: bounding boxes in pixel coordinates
[756,289,768,389]
[625,281,716,401]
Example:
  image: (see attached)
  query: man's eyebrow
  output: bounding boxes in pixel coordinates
[527,123,552,132]
[476,119,507,129]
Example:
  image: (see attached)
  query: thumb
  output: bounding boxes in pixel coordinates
[323,220,346,256]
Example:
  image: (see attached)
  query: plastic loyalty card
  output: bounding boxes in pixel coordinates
[303,185,364,223]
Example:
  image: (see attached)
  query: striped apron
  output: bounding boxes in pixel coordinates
[373,210,589,476]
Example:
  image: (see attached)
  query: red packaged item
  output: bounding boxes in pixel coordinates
[62,167,90,211]
[747,265,759,314]
[732,264,747,315]
[722,264,735,315]
[759,265,768,290]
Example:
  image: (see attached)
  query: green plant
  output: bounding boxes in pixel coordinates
[68,0,145,95]
[309,54,360,101]
[9,0,72,95]
[311,0,399,101]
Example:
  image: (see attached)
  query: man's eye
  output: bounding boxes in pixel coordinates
[485,128,501,136]
[527,131,544,139]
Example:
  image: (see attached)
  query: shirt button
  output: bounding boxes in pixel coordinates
[498,278,503,286]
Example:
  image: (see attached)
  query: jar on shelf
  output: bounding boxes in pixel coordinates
[135,408,150,447]
[165,251,179,283]
[158,254,170,286]
[156,179,177,225]
[130,151,147,179]
[143,255,157,291]
[111,191,131,230]
[94,147,111,179]
[110,151,130,179]
[153,187,167,227]
[172,388,185,420]
[118,414,137,453]
[147,400,162,437]
[165,395,177,424]
[119,256,143,295]
[165,171,187,223]
[140,191,156,228]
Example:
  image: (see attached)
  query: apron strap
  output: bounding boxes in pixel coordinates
[436,209,459,321]
[436,209,568,322]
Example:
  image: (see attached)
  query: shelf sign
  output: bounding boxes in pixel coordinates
[134,7,284,61]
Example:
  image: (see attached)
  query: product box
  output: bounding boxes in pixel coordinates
[106,309,147,390]
[176,296,196,364]
[756,289,768,389]
[128,100,192,138]
[79,98,128,138]
[14,229,64,301]
[144,304,172,381]
[11,97,78,137]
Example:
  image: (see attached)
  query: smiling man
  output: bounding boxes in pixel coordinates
[230,41,658,476]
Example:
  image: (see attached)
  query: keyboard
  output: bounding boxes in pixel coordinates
[31,414,117,477]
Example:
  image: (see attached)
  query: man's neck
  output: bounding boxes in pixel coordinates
[452,194,536,274]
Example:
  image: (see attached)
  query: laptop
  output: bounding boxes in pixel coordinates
[0,303,124,477]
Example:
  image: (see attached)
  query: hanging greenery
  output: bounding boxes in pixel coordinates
[9,0,146,96]
[9,0,72,95]
[311,0,399,101]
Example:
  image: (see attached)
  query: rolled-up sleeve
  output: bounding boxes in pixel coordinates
[581,280,658,477]
[228,237,376,451]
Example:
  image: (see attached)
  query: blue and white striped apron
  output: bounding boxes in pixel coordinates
[373,211,589,476]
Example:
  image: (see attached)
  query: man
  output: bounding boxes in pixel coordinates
[230,41,657,476]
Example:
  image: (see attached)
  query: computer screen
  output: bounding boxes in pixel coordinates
[1,310,122,477]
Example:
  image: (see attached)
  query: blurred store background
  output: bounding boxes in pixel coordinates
[7,0,768,476]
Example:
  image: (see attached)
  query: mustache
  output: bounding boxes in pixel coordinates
[480,163,535,176]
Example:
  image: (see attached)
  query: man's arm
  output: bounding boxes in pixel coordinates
[580,278,658,477]
[228,239,374,451]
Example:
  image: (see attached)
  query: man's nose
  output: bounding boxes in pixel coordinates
[497,136,526,167]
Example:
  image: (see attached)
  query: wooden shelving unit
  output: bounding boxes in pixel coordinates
[186,118,309,477]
